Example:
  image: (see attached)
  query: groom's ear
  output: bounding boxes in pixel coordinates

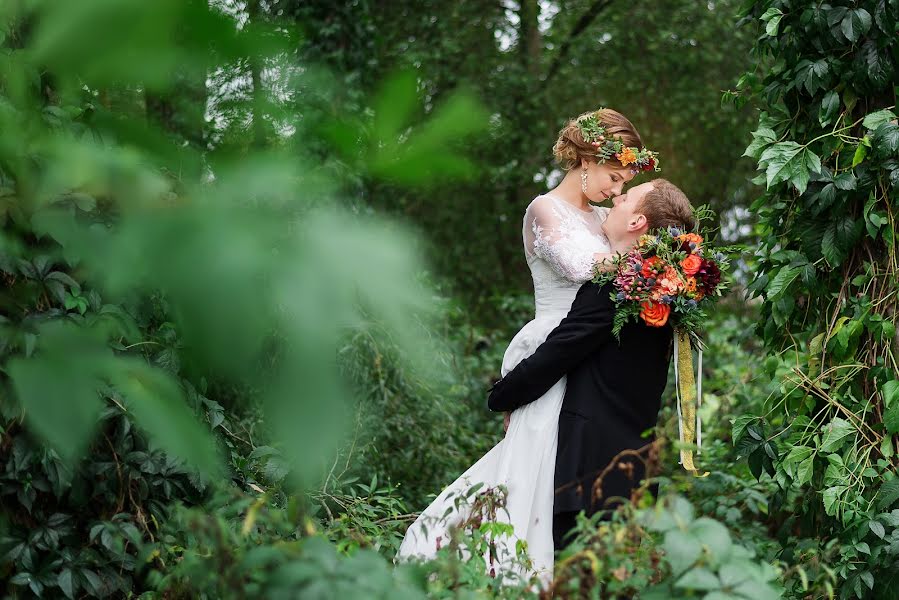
[628,213,647,232]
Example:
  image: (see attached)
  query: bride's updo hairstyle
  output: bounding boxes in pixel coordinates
[552,108,644,170]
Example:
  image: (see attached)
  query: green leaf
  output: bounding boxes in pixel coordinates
[639,587,673,600]
[823,485,846,516]
[842,8,873,43]
[765,14,783,37]
[877,479,899,510]
[790,152,811,194]
[766,266,801,299]
[861,571,874,590]
[732,575,782,600]
[869,520,886,539]
[664,529,702,575]
[822,217,862,268]
[804,148,822,174]
[821,225,843,267]
[820,417,855,452]
[883,381,899,409]
[641,505,679,533]
[817,183,837,210]
[675,567,721,591]
[744,133,775,160]
[882,320,896,341]
[852,142,869,167]
[761,142,802,188]
[690,517,732,562]
[702,593,743,600]
[80,570,103,595]
[884,404,899,434]
[797,456,815,486]
[58,569,74,599]
[731,415,755,443]
[819,90,840,126]
[784,445,813,465]
[716,561,751,589]
[801,59,829,94]
[8,323,108,463]
[109,358,222,476]
[827,6,849,28]
[863,109,897,130]
[881,435,894,459]
[669,496,696,525]
[760,7,783,22]
[372,70,420,147]
[874,122,899,154]
[833,172,857,190]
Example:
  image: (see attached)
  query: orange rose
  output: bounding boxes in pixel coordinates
[681,254,703,276]
[677,233,704,248]
[640,301,671,327]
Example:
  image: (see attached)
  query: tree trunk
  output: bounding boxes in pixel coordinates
[519,0,541,76]
[145,0,208,181]
[248,0,267,148]
[515,0,543,205]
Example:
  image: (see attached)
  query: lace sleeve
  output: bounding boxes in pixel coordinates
[523,196,598,282]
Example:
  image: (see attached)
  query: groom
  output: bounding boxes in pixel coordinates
[488,178,695,551]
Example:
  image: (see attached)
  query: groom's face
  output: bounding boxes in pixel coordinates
[602,181,653,242]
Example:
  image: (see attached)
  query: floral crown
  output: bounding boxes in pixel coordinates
[577,111,660,173]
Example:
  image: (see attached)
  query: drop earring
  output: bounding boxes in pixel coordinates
[581,167,588,194]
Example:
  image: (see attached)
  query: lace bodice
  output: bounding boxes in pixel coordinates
[523,194,611,317]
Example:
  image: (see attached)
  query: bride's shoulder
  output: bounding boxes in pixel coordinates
[527,193,559,209]
[523,194,560,217]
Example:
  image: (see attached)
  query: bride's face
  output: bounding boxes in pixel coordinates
[583,160,635,203]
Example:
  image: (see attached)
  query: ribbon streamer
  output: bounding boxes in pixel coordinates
[674,330,708,476]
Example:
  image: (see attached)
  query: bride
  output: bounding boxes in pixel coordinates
[397,108,648,584]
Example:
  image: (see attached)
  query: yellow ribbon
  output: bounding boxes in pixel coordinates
[674,330,709,477]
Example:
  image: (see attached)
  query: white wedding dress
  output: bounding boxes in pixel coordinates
[397,194,611,585]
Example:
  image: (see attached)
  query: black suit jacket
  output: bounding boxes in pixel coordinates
[488,281,672,515]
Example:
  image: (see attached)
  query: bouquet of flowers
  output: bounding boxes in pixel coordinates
[594,210,734,474]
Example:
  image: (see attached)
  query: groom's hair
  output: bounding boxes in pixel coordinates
[637,179,696,231]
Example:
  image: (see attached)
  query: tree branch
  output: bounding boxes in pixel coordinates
[541,0,617,88]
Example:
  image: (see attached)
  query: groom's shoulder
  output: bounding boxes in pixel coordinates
[578,279,614,295]
[575,279,615,305]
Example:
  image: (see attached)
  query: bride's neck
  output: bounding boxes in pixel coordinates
[549,170,591,211]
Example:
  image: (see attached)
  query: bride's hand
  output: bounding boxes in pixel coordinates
[503,411,511,433]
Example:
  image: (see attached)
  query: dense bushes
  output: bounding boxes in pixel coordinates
[732,1,899,597]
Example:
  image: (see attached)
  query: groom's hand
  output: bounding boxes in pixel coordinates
[503,411,511,433]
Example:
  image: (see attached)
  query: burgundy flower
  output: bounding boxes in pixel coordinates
[696,258,721,293]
